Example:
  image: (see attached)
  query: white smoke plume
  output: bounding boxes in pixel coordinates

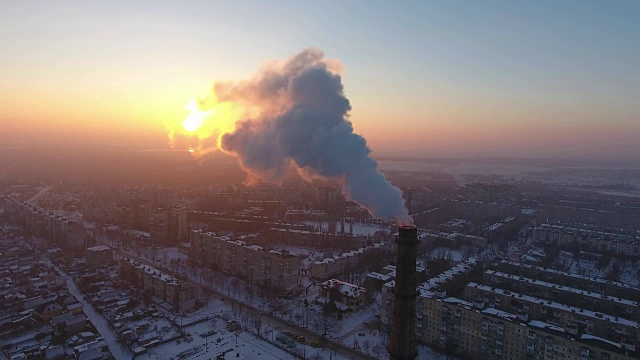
[206,48,411,223]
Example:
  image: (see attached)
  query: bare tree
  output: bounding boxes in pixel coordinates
[363,339,371,353]
[231,301,240,319]
[230,278,239,298]
[241,312,251,328]
[162,250,169,268]
[373,342,385,357]
[302,307,311,328]
[202,287,212,303]
[271,298,285,315]
[311,312,341,336]
[253,315,263,337]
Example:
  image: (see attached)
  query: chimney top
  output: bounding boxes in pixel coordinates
[397,225,418,245]
[399,224,417,232]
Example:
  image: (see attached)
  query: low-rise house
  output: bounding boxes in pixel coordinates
[318,279,367,311]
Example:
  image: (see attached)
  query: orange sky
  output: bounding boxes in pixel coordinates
[1,1,639,163]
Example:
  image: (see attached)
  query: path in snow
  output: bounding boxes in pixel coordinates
[57,266,132,360]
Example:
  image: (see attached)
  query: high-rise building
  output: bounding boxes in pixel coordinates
[148,208,169,245]
[169,206,188,243]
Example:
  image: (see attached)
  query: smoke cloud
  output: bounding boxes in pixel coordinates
[205,48,411,223]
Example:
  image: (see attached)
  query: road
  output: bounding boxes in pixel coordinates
[54,264,133,359]
[115,247,376,360]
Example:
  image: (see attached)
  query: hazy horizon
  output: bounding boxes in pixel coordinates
[2,1,639,165]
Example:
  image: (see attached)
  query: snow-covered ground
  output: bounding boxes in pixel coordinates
[140,315,348,360]
[568,258,612,278]
[336,317,453,359]
[56,266,132,359]
[140,317,297,360]
[619,260,640,287]
[554,252,640,286]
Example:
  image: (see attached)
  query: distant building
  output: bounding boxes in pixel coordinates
[148,208,169,245]
[6,199,86,252]
[169,206,188,243]
[85,245,113,266]
[532,223,640,257]
[536,204,640,232]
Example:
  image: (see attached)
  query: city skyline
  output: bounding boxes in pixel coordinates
[2,1,639,162]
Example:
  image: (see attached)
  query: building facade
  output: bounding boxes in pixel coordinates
[119,258,195,311]
[317,279,367,311]
[85,245,113,266]
[190,230,299,294]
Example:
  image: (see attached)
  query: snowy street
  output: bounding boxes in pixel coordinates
[55,265,132,359]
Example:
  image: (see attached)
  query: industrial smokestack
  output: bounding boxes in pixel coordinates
[389,225,418,360]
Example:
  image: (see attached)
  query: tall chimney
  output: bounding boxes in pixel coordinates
[389,225,418,360]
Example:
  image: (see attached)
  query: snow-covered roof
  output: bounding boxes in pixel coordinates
[312,242,390,266]
[467,282,639,328]
[529,320,565,333]
[121,258,191,287]
[500,260,640,291]
[319,279,366,299]
[486,270,638,307]
[581,333,623,349]
[86,245,111,252]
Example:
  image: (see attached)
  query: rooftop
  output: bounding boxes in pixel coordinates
[467,282,639,328]
[86,245,111,252]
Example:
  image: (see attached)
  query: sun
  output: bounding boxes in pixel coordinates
[182,100,210,132]
[168,95,241,156]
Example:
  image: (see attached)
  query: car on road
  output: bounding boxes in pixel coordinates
[294,335,305,343]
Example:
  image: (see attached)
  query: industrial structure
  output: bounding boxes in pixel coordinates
[389,225,418,360]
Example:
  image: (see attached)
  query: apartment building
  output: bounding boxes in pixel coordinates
[420,229,488,249]
[536,205,640,232]
[148,208,169,245]
[6,199,86,252]
[310,242,392,280]
[381,258,479,329]
[169,206,188,243]
[484,270,639,321]
[190,230,299,294]
[463,282,639,347]
[533,223,640,256]
[265,227,367,249]
[418,294,637,360]
[496,260,640,301]
[441,199,518,222]
[119,258,195,311]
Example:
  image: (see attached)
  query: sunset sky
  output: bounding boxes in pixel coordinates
[1,1,639,161]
